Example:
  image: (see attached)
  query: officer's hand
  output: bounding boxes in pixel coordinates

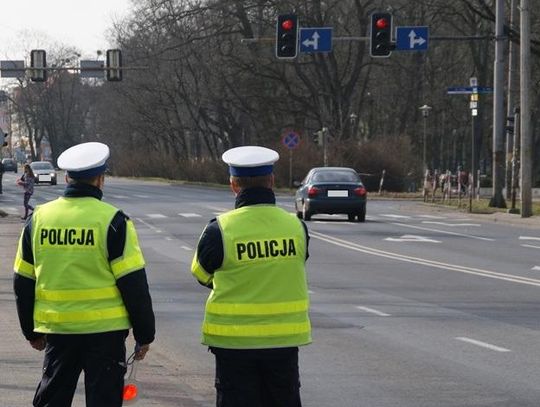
[134,343,150,360]
[29,336,46,351]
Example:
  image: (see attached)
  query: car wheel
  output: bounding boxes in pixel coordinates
[302,203,312,221]
[347,214,356,222]
[357,207,366,223]
[51,180,57,186]
[295,202,302,219]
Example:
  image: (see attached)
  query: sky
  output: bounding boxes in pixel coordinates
[0,0,132,60]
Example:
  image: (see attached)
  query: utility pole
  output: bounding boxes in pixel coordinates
[505,0,518,200]
[489,0,506,208]
[520,0,532,217]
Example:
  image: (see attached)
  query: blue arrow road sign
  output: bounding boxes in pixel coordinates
[299,28,333,53]
[396,26,429,51]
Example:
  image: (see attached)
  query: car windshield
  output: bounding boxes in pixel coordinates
[31,162,54,170]
[311,170,359,183]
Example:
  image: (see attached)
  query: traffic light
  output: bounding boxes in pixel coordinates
[505,116,515,134]
[370,12,393,57]
[106,49,122,81]
[276,14,298,59]
[30,49,47,82]
[312,130,322,146]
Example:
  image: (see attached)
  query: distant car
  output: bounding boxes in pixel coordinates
[294,167,367,222]
[30,161,57,185]
[1,158,17,173]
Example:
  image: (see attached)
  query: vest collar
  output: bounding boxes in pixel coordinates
[235,187,275,209]
[64,183,103,200]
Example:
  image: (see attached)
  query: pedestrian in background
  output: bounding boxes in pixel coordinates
[16,163,35,220]
[13,142,155,407]
[191,145,312,407]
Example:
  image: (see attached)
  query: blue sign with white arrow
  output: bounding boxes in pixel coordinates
[396,26,429,51]
[299,28,333,53]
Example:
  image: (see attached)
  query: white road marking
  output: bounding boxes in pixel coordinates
[181,245,193,251]
[385,234,441,243]
[134,194,150,199]
[179,213,202,218]
[4,206,19,213]
[165,237,174,241]
[455,337,511,352]
[422,221,480,227]
[310,230,540,287]
[356,306,391,317]
[519,236,540,241]
[532,266,540,271]
[521,244,540,250]
[134,218,162,233]
[111,195,129,199]
[147,214,167,219]
[206,205,229,212]
[380,214,412,219]
[308,290,316,294]
[392,222,494,241]
[416,215,446,219]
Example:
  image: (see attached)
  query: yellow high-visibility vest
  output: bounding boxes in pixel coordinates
[197,205,311,349]
[14,196,145,334]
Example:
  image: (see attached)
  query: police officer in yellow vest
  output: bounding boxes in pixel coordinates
[13,142,155,407]
[191,146,311,407]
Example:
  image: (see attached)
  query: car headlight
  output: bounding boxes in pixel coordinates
[50,173,55,177]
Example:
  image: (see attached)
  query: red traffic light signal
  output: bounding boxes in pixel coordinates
[375,18,390,30]
[281,19,295,31]
[370,12,393,57]
[276,14,299,59]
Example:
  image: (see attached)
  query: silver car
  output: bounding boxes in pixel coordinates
[30,161,57,185]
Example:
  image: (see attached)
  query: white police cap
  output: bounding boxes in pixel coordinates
[57,142,110,179]
[222,146,279,177]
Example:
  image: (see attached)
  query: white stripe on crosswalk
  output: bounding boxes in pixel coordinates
[147,214,167,219]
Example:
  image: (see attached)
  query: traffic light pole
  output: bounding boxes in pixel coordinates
[489,0,506,209]
[520,0,533,217]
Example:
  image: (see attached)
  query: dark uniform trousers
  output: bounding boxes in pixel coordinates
[211,347,302,407]
[33,330,128,407]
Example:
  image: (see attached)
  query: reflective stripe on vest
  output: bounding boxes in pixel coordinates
[201,205,311,348]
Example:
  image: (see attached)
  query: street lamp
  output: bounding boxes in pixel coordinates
[419,104,432,172]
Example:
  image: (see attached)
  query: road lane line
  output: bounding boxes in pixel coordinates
[178,213,202,218]
[392,222,494,241]
[521,244,540,249]
[380,214,412,219]
[421,221,480,227]
[147,214,167,219]
[520,236,540,241]
[356,306,391,317]
[532,266,540,271]
[134,194,150,198]
[310,230,540,287]
[455,337,511,352]
[181,245,193,251]
[135,218,162,233]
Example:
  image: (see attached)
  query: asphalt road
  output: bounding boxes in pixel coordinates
[1,173,540,406]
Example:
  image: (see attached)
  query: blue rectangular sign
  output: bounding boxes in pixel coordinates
[396,26,429,51]
[299,28,333,53]
[447,86,494,95]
